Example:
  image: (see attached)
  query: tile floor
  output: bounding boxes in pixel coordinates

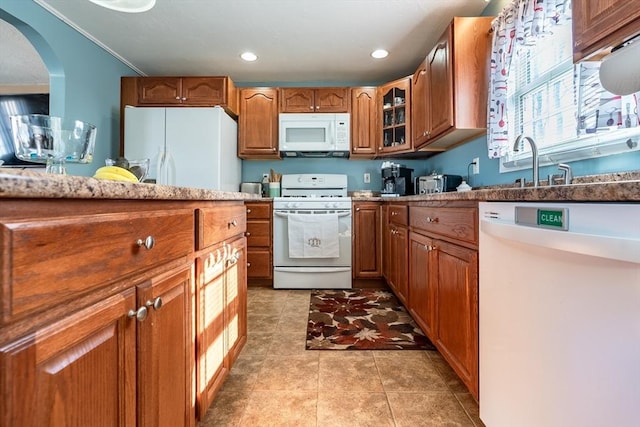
[199,287,485,427]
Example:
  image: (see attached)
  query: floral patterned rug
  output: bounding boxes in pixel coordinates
[306,289,436,350]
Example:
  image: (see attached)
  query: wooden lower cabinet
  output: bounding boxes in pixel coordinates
[387,224,409,306]
[195,236,247,418]
[434,240,478,399]
[352,202,382,278]
[0,264,194,427]
[406,203,479,400]
[245,201,273,282]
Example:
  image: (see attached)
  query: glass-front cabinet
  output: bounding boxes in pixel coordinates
[378,77,412,155]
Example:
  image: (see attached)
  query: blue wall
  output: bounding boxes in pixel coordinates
[1,0,138,176]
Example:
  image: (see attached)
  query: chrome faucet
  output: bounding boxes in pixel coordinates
[558,163,572,185]
[513,135,539,187]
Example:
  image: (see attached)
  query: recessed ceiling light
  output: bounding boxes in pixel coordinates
[371,49,389,59]
[241,52,258,62]
[88,0,156,13]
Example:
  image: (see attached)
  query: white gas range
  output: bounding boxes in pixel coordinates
[272,174,352,289]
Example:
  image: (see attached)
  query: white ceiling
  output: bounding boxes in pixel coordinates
[2,0,490,86]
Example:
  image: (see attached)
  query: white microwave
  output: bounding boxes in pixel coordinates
[278,113,350,157]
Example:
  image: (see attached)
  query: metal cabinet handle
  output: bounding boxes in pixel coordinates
[355,207,360,211]
[136,236,155,250]
[229,219,238,227]
[145,297,163,311]
[181,97,187,101]
[426,217,439,223]
[246,208,252,214]
[391,211,398,216]
[429,245,437,251]
[309,106,314,110]
[227,252,241,266]
[175,96,181,100]
[272,147,277,152]
[245,232,251,237]
[128,306,148,321]
[247,262,251,268]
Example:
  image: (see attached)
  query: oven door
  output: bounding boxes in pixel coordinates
[273,209,352,267]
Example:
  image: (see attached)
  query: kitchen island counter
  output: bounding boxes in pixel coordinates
[0,168,262,201]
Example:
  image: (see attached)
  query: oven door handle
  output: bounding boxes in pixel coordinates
[274,266,352,273]
[274,211,351,218]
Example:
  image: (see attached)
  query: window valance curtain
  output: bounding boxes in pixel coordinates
[486,0,572,159]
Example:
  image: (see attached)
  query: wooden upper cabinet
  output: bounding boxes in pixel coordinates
[280,87,349,112]
[378,76,412,155]
[411,58,429,148]
[413,16,492,153]
[129,76,238,114]
[350,87,378,157]
[238,87,280,159]
[572,0,640,61]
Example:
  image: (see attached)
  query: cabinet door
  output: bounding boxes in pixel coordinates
[378,77,412,155]
[224,237,247,366]
[315,87,349,112]
[408,232,437,339]
[181,77,225,105]
[247,248,272,279]
[381,205,390,281]
[572,0,640,60]
[0,289,137,427]
[435,240,478,399]
[350,87,378,157]
[353,202,382,278]
[411,58,430,147]
[428,26,454,139]
[280,88,315,112]
[239,88,280,158]
[393,226,409,306]
[138,77,183,104]
[137,266,193,427]
[196,248,228,417]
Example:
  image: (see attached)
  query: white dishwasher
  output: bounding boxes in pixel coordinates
[479,202,640,427]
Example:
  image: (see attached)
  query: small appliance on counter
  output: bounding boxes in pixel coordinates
[415,174,463,194]
[381,162,414,196]
[240,182,262,195]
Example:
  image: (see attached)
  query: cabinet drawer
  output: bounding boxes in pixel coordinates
[246,221,270,247]
[1,210,194,322]
[247,249,272,279]
[197,204,246,249]
[410,206,477,244]
[245,202,271,220]
[388,204,408,226]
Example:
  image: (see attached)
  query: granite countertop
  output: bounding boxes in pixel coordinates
[2,168,639,202]
[351,171,640,203]
[0,168,262,201]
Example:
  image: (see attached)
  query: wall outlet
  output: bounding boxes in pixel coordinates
[363,172,371,183]
[472,157,480,175]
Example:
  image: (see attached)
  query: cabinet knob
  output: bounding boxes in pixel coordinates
[355,207,360,211]
[391,211,398,216]
[228,219,238,228]
[315,106,320,110]
[272,147,277,152]
[181,97,187,101]
[136,235,155,250]
[128,306,148,321]
[246,208,252,213]
[145,297,163,311]
[309,106,314,110]
[426,217,439,223]
[245,232,251,237]
[428,245,437,251]
[247,262,251,267]
[175,96,181,100]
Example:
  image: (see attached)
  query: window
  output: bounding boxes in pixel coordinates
[500,17,640,171]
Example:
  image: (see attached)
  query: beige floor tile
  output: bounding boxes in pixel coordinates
[221,354,265,392]
[242,331,274,356]
[198,389,251,427]
[276,314,311,335]
[318,356,384,392]
[318,350,375,360]
[376,355,448,392]
[454,393,485,427]
[247,313,281,333]
[428,353,470,394]
[238,390,318,427]
[317,390,394,427]
[266,331,309,356]
[253,355,319,391]
[387,391,475,427]
[372,349,433,360]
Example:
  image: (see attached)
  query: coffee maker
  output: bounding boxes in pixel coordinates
[381,164,414,196]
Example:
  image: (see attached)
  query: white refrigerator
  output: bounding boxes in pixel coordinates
[124,106,241,191]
